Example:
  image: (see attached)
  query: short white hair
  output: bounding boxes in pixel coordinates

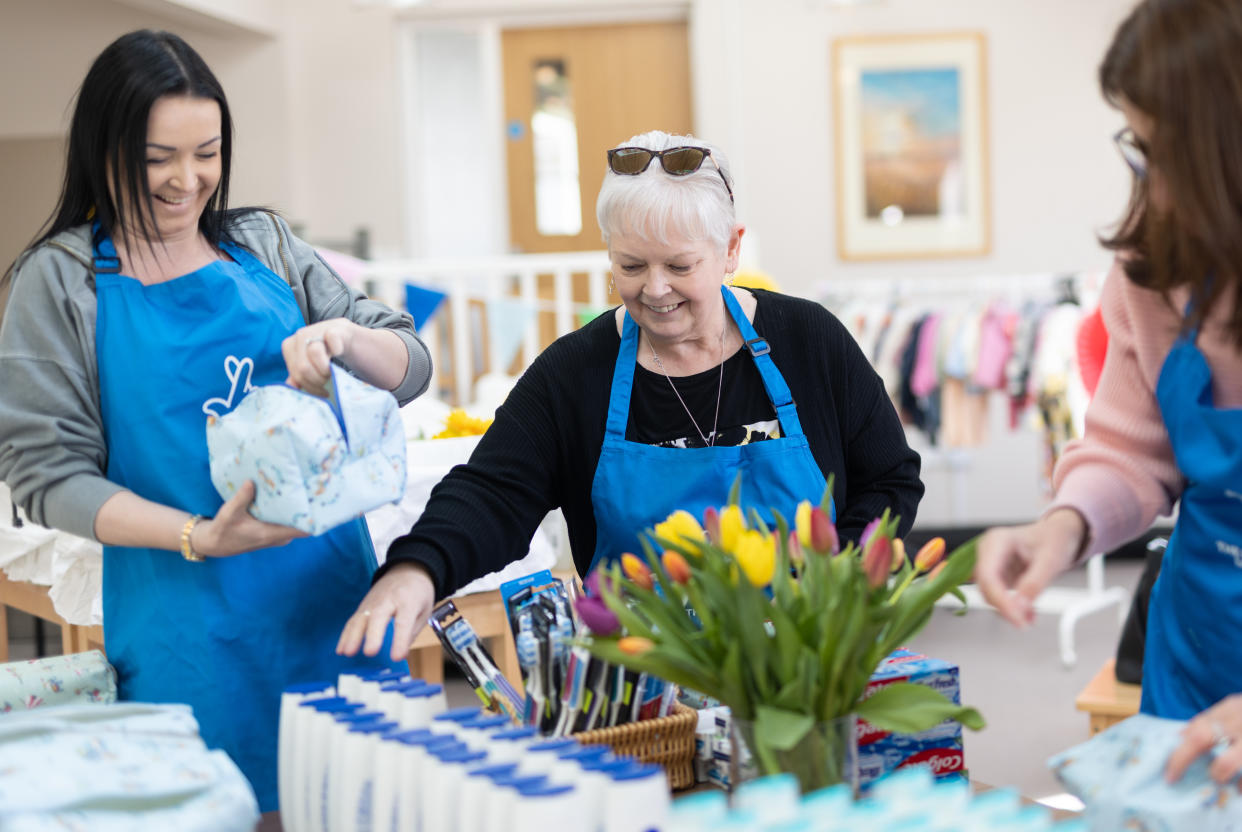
[596,130,736,253]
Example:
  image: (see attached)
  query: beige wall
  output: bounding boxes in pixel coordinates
[0,0,291,244]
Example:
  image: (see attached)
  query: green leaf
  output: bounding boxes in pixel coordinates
[819,472,836,517]
[854,682,986,733]
[728,472,743,507]
[754,703,815,751]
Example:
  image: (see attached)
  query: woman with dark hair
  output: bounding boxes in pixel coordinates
[0,30,431,809]
[973,0,1242,785]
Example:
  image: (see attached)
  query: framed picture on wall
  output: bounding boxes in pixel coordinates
[833,32,990,261]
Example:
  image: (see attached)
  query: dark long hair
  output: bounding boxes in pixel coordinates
[1099,0,1242,347]
[11,30,234,271]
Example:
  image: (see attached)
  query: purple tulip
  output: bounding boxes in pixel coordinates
[575,595,621,636]
[583,569,615,599]
[859,517,882,550]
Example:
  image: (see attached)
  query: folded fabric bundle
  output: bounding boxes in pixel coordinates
[1049,713,1242,829]
[0,650,115,712]
[206,365,406,535]
[0,702,259,831]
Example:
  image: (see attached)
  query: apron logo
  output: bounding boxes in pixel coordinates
[201,355,256,419]
[1214,539,1242,569]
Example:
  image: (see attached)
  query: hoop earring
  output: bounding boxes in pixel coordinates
[608,277,616,294]
[725,271,735,286]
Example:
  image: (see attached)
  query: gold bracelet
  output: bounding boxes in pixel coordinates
[180,515,205,562]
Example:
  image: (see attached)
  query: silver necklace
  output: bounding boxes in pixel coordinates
[648,329,726,448]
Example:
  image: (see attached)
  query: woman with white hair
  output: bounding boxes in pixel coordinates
[337,131,923,660]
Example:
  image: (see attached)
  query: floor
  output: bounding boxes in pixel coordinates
[4,557,1141,803]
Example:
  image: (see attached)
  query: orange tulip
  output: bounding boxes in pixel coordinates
[914,538,946,572]
[618,636,654,656]
[621,552,654,590]
[662,550,692,585]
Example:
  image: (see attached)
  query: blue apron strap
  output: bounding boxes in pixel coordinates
[604,312,640,438]
[90,221,121,274]
[721,286,805,438]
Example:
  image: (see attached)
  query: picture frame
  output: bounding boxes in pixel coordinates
[833,32,991,261]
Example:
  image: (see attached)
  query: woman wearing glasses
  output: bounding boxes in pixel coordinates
[338,130,923,663]
[974,0,1242,783]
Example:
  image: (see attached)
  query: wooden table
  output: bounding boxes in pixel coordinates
[1074,658,1141,736]
[0,573,104,661]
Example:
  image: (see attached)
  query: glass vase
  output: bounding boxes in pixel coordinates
[729,713,859,795]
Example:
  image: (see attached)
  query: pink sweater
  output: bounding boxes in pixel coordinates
[1050,259,1242,556]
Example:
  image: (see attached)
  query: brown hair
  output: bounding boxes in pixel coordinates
[1099,0,1242,347]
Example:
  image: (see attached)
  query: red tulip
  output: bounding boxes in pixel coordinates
[810,508,839,554]
[863,535,891,589]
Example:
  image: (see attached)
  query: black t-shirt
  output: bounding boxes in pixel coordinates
[382,289,924,597]
[627,350,780,448]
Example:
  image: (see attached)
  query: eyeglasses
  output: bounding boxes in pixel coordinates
[606,146,735,203]
[1113,127,1148,180]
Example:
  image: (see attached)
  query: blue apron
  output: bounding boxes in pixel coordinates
[93,230,400,811]
[589,286,831,571]
[1142,298,1242,717]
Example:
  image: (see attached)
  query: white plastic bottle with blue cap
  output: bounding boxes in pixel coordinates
[517,737,579,776]
[457,713,513,751]
[602,762,670,832]
[548,743,611,786]
[486,725,539,764]
[575,756,636,825]
[377,678,424,723]
[513,781,583,832]
[325,710,387,832]
[425,745,489,832]
[395,731,460,832]
[483,771,548,830]
[401,681,447,728]
[458,761,519,832]
[337,720,399,832]
[288,696,348,832]
[414,740,468,832]
[279,681,333,831]
[431,706,486,740]
[301,698,361,832]
[732,773,800,826]
[371,728,430,832]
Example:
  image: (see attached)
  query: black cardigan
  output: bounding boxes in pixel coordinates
[380,289,924,597]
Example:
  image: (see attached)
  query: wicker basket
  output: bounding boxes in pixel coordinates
[572,702,698,790]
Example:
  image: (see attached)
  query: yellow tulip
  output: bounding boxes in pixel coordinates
[654,510,706,546]
[794,500,813,549]
[890,538,907,573]
[735,530,776,587]
[719,504,746,552]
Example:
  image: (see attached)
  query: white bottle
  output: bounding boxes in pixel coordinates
[430,706,485,740]
[482,771,547,831]
[400,682,447,729]
[516,737,579,776]
[325,710,386,832]
[279,681,333,830]
[512,781,583,832]
[299,698,362,832]
[394,731,460,832]
[601,763,671,832]
[456,713,513,751]
[423,745,488,832]
[357,670,411,710]
[484,725,539,765]
[458,762,519,832]
[377,679,425,723]
[337,720,399,832]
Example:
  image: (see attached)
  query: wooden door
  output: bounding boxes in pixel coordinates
[501,21,693,354]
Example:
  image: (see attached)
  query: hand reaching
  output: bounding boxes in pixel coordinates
[336,562,437,663]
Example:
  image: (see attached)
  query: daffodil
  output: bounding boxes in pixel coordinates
[795,500,813,549]
[654,510,706,547]
[735,529,777,587]
[719,504,746,552]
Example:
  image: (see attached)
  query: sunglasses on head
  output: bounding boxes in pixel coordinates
[606,146,735,203]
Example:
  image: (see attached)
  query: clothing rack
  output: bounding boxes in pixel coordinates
[819,270,1126,667]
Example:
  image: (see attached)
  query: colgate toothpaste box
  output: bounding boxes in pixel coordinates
[857,649,966,790]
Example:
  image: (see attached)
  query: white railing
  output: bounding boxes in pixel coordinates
[360,251,613,405]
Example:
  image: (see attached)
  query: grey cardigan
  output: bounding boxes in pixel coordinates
[0,210,431,540]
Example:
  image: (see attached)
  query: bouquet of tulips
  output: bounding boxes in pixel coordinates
[576,477,984,788]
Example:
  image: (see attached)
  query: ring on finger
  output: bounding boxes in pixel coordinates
[305,335,325,346]
[1212,721,1232,748]
[361,609,372,618]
